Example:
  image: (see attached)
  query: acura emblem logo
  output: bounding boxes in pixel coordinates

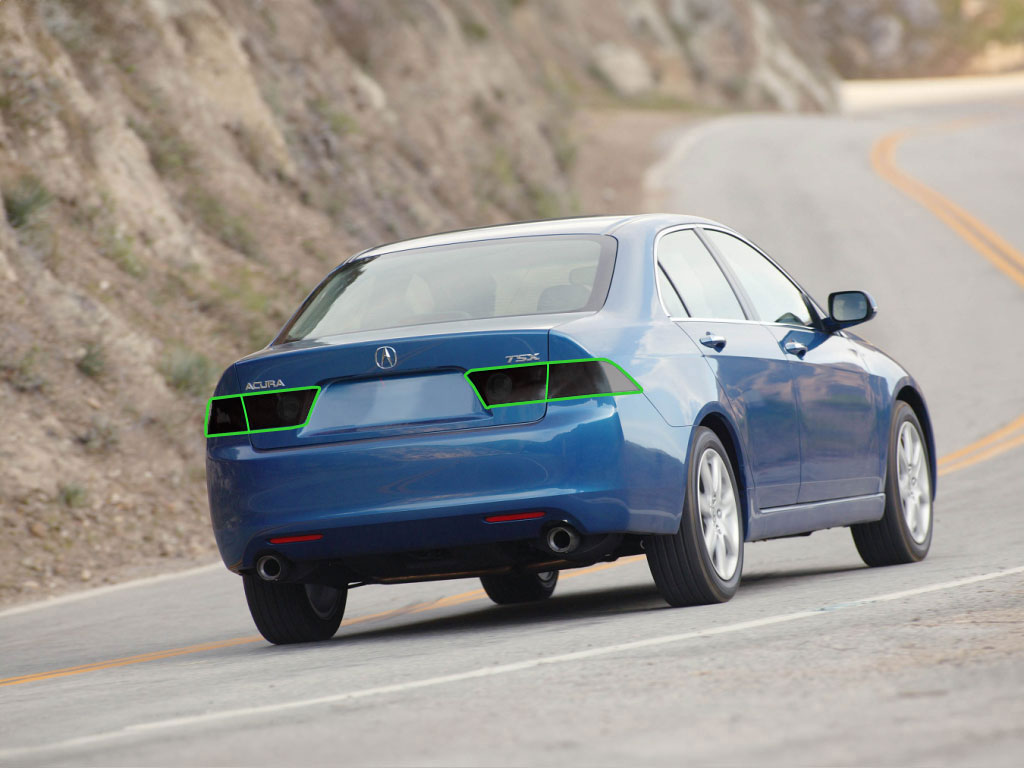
[375,346,397,369]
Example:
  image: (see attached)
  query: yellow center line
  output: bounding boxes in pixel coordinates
[0,559,645,688]
[939,432,1024,477]
[937,413,1024,467]
[871,119,1024,475]
[870,125,1024,289]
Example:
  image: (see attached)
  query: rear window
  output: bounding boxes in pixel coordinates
[278,235,616,342]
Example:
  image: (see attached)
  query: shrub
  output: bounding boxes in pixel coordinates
[0,347,47,392]
[184,186,260,259]
[100,227,146,277]
[3,175,52,229]
[76,416,120,453]
[58,483,89,509]
[128,117,195,179]
[160,345,215,396]
[76,341,107,378]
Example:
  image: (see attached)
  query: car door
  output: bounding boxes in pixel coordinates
[657,228,801,508]
[702,229,883,504]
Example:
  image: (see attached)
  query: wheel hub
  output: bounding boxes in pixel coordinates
[896,420,932,545]
[696,447,740,581]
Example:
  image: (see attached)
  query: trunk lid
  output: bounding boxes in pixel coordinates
[234,317,567,450]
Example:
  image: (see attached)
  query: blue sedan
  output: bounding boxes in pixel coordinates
[206,214,936,644]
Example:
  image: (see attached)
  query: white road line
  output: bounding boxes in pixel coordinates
[2,564,1021,760]
[0,563,221,620]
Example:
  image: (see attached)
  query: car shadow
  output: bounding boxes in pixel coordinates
[329,562,868,645]
[334,583,667,644]
[740,563,867,589]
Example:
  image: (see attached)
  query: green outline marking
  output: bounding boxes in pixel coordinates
[205,386,321,438]
[464,358,642,409]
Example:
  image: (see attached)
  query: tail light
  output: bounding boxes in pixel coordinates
[467,363,547,407]
[205,386,320,437]
[206,396,248,437]
[465,358,641,409]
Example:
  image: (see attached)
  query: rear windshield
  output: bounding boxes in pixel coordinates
[277,235,616,342]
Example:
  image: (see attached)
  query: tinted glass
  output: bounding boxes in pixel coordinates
[706,231,812,326]
[658,230,745,320]
[657,266,687,317]
[280,236,615,342]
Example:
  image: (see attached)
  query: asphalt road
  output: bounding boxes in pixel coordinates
[2,89,1024,767]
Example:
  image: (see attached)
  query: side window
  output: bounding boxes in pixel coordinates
[705,231,812,327]
[657,266,688,317]
[658,230,745,320]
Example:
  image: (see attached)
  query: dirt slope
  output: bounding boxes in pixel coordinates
[0,0,837,605]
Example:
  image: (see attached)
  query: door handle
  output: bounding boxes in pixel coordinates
[784,340,808,357]
[699,332,727,351]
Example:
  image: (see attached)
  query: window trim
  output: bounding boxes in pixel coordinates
[653,223,827,329]
[657,263,690,317]
[652,224,750,322]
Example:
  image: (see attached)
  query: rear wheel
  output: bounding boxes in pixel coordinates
[646,427,744,607]
[480,571,558,605]
[243,576,347,644]
[852,401,933,566]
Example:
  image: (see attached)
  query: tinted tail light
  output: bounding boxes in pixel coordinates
[244,387,320,431]
[467,364,547,407]
[547,359,639,401]
[205,386,320,437]
[465,358,640,409]
[206,396,248,437]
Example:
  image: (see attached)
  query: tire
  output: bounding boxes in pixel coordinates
[243,576,347,645]
[480,571,558,605]
[852,401,933,566]
[645,427,744,607]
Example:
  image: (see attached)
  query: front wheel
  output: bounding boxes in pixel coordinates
[480,571,558,605]
[243,576,347,644]
[852,401,933,566]
[645,427,744,607]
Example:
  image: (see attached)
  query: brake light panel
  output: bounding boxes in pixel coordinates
[465,358,642,409]
[205,386,321,438]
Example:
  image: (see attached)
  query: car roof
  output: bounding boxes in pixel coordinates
[356,214,721,259]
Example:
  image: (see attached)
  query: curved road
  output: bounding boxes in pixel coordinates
[2,91,1024,766]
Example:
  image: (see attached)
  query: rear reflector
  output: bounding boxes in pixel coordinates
[465,358,641,409]
[205,386,321,438]
[484,511,546,523]
[268,534,324,544]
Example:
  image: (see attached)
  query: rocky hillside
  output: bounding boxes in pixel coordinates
[0,0,837,605]
[803,0,1024,77]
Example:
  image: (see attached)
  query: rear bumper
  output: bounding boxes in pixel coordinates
[207,397,689,571]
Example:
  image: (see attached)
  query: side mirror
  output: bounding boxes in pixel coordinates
[826,290,877,330]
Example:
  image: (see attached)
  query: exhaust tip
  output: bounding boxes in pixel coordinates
[256,554,285,582]
[545,525,581,555]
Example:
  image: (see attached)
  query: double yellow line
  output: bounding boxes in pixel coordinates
[871,122,1024,290]
[872,120,1024,476]
[938,414,1024,476]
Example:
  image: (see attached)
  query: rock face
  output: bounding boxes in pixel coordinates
[804,0,1024,78]
[0,0,838,604]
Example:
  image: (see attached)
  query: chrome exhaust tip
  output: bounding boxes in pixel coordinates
[256,554,286,582]
[545,525,581,555]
